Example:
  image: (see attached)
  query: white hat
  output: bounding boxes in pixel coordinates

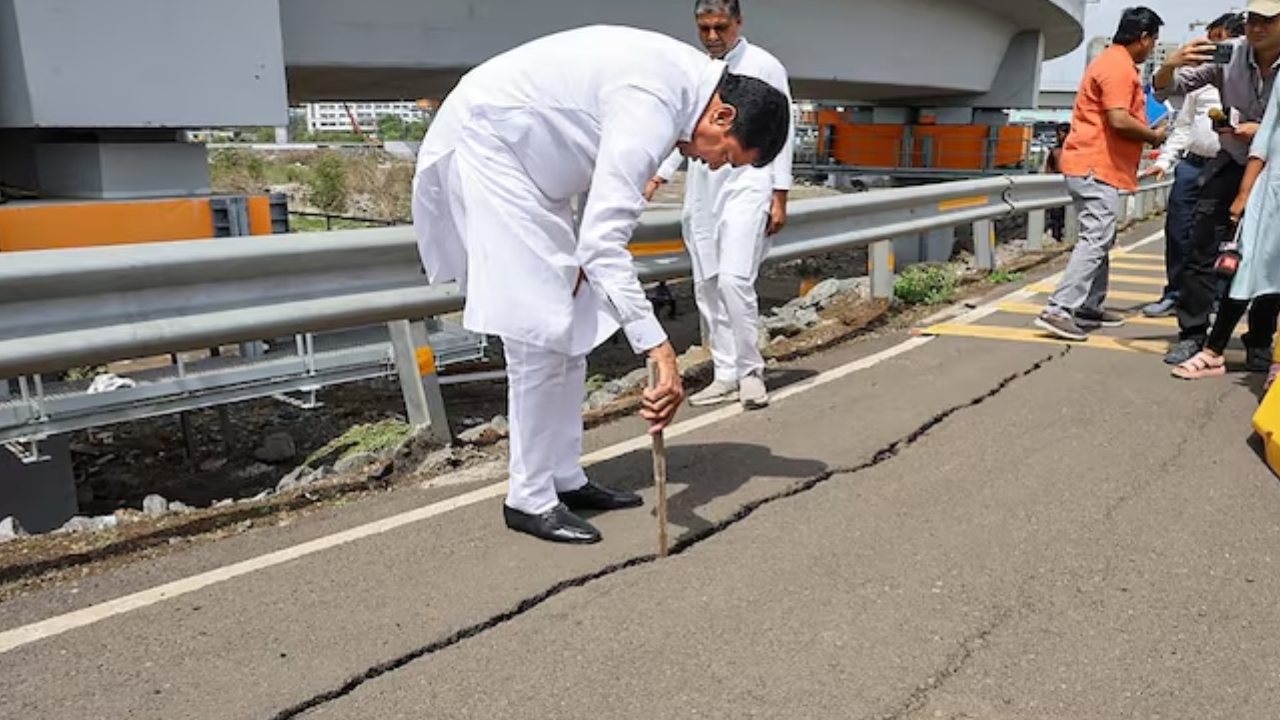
[1247,0,1280,17]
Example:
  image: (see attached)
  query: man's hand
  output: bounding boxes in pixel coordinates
[643,177,665,201]
[1150,126,1169,147]
[640,341,683,434]
[766,191,788,236]
[1140,164,1166,179]
[1230,193,1248,224]
[1169,38,1216,67]
[1234,122,1261,141]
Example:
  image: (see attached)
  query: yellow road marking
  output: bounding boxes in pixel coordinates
[1107,273,1165,287]
[920,323,1247,362]
[1110,252,1163,264]
[1026,283,1155,303]
[1110,260,1165,272]
[994,301,1177,327]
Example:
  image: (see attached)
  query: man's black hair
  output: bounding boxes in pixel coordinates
[1208,11,1245,37]
[694,0,741,18]
[715,72,790,168]
[1112,6,1164,45]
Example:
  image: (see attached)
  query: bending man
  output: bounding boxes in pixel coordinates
[646,0,794,409]
[412,25,791,545]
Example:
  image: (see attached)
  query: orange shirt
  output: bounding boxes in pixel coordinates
[1059,44,1147,191]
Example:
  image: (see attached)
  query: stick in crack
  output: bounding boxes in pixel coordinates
[647,357,669,557]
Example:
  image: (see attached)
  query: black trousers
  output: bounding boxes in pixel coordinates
[1206,294,1280,354]
[1177,155,1245,341]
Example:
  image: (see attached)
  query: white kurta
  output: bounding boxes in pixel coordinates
[412,26,728,516]
[412,25,727,358]
[655,37,794,283]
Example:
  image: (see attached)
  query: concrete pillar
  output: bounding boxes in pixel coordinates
[869,240,895,298]
[1026,210,1046,251]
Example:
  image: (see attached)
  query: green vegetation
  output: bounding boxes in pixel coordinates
[988,269,1024,284]
[893,264,960,305]
[304,420,412,468]
[209,148,414,224]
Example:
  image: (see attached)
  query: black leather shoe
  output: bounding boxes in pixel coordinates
[503,503,601,544]
[559,481,644,511]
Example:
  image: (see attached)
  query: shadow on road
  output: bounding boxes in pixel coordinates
[582,441,828,542]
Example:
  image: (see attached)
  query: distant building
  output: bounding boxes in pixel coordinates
[304,101,430,134]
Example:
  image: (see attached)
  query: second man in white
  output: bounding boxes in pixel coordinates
[647,0,794,409]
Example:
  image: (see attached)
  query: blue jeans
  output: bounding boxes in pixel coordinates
[1161,159,1201,301]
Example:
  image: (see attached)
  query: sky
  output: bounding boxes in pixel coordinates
[1040,0,1246,91]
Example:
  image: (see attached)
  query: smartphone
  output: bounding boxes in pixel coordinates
[1213,42,1234,64]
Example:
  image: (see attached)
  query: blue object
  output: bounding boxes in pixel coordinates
[1145,85,1171,127]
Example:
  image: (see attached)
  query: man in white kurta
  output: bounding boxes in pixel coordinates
[647,0,794,409]
[412,25,792,545]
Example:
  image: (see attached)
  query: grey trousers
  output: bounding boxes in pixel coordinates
[1047,173,1120,317]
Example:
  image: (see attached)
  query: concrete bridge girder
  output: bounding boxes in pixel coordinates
[280,0,1085,106]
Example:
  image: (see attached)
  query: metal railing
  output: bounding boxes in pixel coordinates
[0,173,1171,451]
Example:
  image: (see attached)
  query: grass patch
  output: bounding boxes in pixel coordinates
[304,419,412,468]
[893,264,960,305]
[988,269,1024,284]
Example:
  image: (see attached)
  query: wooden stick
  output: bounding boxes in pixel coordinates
[647,358,669,557]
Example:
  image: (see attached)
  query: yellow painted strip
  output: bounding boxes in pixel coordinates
[415,346,437,376]
[937,195,989,211]
[921,322,1247,362]
[1027,283,1155,303]
[1110,260,1166,272]
[1110,252,1164,263]
[629,239,686,257]
[1108,273,1166,287]
[995,301,1176,327]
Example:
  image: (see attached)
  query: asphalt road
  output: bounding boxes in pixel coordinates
[4,220,1280,719]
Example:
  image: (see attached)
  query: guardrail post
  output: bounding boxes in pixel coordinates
[1026,210,1046,251]
[388,319,452,444]
[1118,192,1131,226]
[972,219,996,270]
[869,240,895,299]
[0,379,8,401]
[1064,203,1079,242]
[1154,186,1166,212]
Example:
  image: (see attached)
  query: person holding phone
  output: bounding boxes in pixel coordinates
[1152,1,1280,371]
[1140,12,1244,318]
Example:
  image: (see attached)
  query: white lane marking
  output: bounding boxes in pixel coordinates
[0,229,1167,655]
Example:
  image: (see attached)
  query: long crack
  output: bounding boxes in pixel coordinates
[266,346,1070,720]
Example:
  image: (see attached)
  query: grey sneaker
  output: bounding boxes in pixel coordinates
[1164,338,1203,365]
[1076,308,1125,328]
[1034,311,1087,341]
[1246,346,1273,373]
[688,379,739,407]
[739,374,769,409]
[1142,297,1177,317]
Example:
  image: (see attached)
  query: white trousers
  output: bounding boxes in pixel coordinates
[695,273,765,383]
[502,337,590,515]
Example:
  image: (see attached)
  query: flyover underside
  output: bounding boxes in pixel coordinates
[280,0,1084,107]
[287,67,997,106]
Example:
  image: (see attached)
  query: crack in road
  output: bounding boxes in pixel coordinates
[869,606,1018,720]
[266,347,1069,720]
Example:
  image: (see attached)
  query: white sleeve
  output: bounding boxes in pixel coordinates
[576,86,678,353]
[655,147,684,181]
[1154,94,1193,171]
[765,60,794,192]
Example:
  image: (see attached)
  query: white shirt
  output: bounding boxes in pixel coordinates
[1152,84,1222,173]
[654,37,794,190]
[412,25,726,354]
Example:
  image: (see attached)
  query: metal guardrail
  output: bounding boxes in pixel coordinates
[0,173,1172,449]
